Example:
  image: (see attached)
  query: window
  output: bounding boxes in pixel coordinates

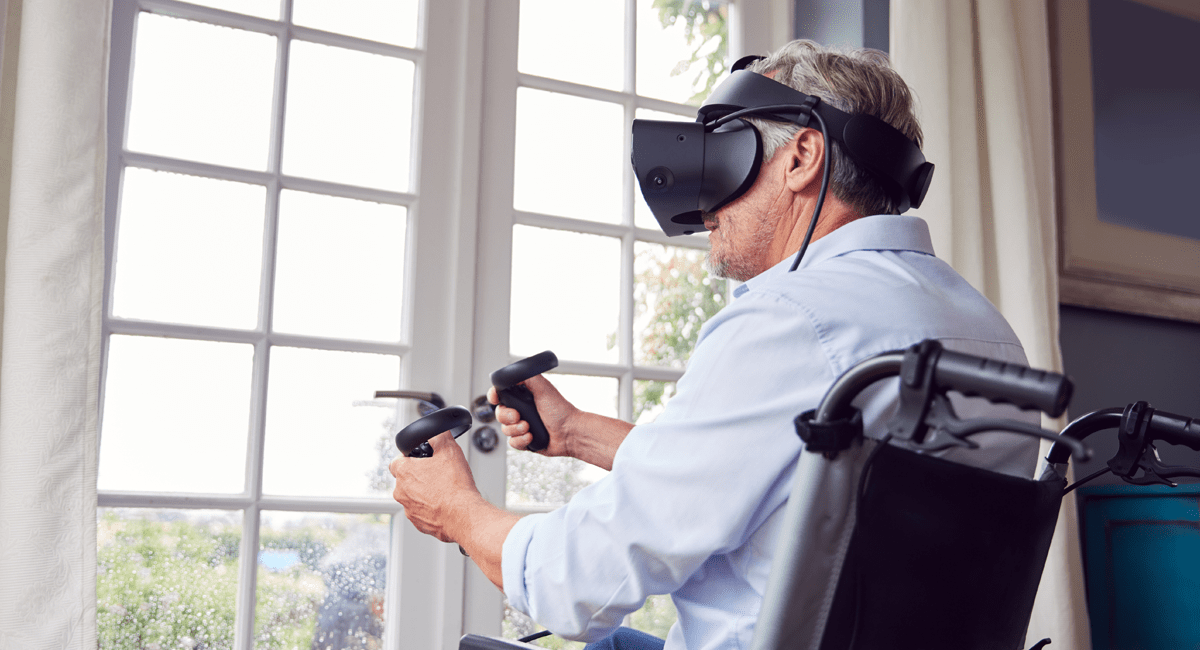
[97,1,786,648]
[99,2,430,648]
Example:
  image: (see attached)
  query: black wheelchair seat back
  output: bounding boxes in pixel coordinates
[817,443,1066,650]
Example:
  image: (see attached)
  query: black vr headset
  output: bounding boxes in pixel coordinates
[631,57,935,239]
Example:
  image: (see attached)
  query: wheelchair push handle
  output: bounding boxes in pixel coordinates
[817,341,1072,424]
[491,351,558,452]
[1150,410,1200,451]
[1048,404,1200,467]
[932,348,1072,418]
[807,340,1088,460]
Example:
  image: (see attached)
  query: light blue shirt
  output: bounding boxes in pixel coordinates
[502,215,1039,650]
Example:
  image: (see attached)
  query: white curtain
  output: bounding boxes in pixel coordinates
[0,0,109,647]
[890,1,1090,648]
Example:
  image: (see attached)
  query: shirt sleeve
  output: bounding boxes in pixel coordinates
[500,288,837,641]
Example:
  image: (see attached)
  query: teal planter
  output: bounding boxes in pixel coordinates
[1079,484,1200,650]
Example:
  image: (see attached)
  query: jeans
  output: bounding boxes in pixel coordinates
[583,627,665,650]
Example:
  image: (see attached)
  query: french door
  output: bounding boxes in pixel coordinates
[469,0,788,642]
[96,1,786,649]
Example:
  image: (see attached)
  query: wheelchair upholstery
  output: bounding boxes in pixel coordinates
[815,443,1065,650]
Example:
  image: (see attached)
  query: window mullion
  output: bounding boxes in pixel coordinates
[233,3,292,646]
[233,504,262,650]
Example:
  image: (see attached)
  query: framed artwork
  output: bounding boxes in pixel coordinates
[1051,0,1200,324]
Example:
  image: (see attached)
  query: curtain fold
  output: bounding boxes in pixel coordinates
[890,1,1090,648]
[0,0,109,647]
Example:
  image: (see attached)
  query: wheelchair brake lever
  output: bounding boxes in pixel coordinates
[892,395,979,453]
[900,393,1091,460]
[1123,444,1200,488]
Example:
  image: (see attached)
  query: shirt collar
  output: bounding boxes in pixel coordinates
[733,215,936,298]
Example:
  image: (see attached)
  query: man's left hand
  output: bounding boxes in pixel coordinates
[389,431,479,543]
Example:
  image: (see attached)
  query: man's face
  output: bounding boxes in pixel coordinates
[702,149,788,282]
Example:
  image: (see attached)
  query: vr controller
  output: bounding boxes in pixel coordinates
[394,351,559,458]
[491,350,559,452]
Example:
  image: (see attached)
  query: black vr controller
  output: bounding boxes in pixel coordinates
[395,405,472,458]
[393,351,559,457]
[491,350,559,453]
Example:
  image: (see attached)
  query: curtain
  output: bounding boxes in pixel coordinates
[889,1,1090,648]
[0,0,109,647]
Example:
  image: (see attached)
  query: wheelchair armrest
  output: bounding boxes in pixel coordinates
[459,634,542,650]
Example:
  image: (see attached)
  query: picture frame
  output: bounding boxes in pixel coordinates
[1050,0,1200,324]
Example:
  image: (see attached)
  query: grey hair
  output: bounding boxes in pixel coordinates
[742,40,923,216]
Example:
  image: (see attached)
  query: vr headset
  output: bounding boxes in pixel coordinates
[631,58,935,238]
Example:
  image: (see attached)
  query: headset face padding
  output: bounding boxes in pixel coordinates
[631,70,934,237]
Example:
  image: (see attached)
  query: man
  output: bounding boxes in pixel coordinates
[390,40,1038,650]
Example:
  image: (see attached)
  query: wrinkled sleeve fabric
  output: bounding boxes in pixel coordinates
[501,287,834,642]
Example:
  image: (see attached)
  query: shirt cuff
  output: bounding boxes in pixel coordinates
[501,512,546,615]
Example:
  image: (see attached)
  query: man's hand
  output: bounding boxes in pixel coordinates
[389,431,519,590]
[489,375,634,472]
[488,375,578,457]
[389,431,479,543]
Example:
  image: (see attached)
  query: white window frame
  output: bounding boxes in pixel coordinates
[99,1,486,649]
[465,0,791,636]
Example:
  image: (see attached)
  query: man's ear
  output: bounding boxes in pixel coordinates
[783,128,825,194]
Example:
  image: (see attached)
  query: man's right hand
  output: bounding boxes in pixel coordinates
[488,376,634,471]
[488,375,577,457]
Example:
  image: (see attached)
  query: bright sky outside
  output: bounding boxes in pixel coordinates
[99,0,722,499]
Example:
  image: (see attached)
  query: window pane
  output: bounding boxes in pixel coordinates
[256,512,390,649]
[99,336,253,493]
[283,41,414,192]
[628,595,678,641]
[633,242,723,369]
[506,374,616,509]
[126,13,276,170]
[510,226,621,364]
[504,600,585,650]
[112,168,265,329]
[272,191,407,342]
[518,0,623,91]
[514,89,624,223]
[636,0,729,106]
[633,109,695,230]
[262,348,400,498]
[293,0,419,48]
[634,380,677,425]
[186,0,280,19]
[97,508,242,650]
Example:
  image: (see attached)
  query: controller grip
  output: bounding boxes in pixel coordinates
[395,406,472,458]
[491,351,558,453]
[497,384,552,452]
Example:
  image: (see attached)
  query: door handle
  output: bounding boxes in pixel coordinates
[374,390,446,417]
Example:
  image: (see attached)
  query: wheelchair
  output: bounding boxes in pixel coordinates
[456,340,1200,650]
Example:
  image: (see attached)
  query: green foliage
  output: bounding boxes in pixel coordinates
[652,0,730,105]
[632,248,725,423]
[634,250,725,367]
[97,512,240,649]
[627,595,678,640]
[97,511,373,650]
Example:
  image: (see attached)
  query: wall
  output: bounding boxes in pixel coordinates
[792,0,888,51]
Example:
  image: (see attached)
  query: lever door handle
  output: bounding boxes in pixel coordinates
[374,390,446,416]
